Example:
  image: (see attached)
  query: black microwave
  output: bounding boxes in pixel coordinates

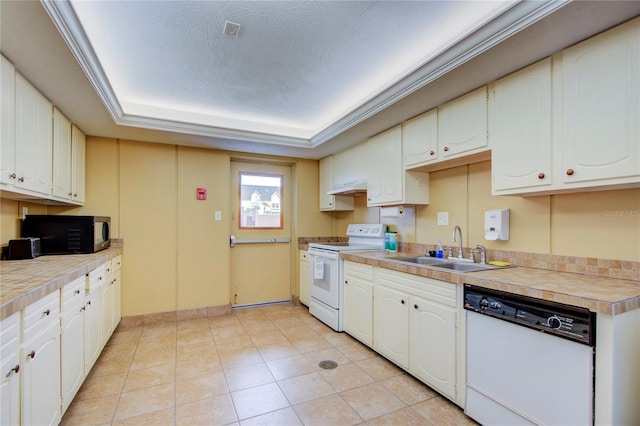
[21,215,111,254]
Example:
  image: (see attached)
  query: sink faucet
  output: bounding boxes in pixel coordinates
[475,244,487,264]
[452,225,463,259]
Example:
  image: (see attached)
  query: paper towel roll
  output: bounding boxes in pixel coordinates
[485,231,500,240]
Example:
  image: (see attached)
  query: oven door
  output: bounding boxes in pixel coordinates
[308,248,340,308]
[308,247,343,331]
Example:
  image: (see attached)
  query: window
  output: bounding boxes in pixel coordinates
[239,172,283,229]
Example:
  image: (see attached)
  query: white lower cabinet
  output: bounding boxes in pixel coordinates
[61,277,86,413]
[299,251,310,306]
[21,318,61,426]
[1,312,21,426]
[374,284,409,368]
[343,261,374,347]
[374,268,458,401]
[84,284,102,373]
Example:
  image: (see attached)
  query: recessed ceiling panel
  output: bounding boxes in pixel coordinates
[68,0,513,141]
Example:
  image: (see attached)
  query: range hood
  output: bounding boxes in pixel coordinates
[327,179,368,196]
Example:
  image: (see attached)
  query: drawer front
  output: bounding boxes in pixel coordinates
[62,276,86,310]
[87,263,108,292]
[23,290,60,342]
[1,311,21,356]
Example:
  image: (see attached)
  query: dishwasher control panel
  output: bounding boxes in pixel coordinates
[463,284,595,346]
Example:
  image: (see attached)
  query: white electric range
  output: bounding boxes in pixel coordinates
[307,224,385,331]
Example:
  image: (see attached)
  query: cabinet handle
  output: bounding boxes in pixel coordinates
[18,176,24,182]
[566,169,574,176]
[429,150,435,156]
[74,289,81,295]
[345,280,348,284]
[6,364,20,377]
[537,173,545,179]
[443,146,449,152]
[9,173,16,179]
[401,299,405,304]
[414,304,418,309]
[98,277,102,280]
[73,193,78,197]
[27,350,36,359]
[87,301,92,306]
[80,306,86,312]
[68,192,72,196]
[43,309,51,316]
[329,202,332,206]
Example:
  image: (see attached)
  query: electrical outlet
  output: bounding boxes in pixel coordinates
[215,211,222,221]
[437,211,449,226]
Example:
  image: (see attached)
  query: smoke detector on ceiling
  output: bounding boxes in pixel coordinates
[223,21,241,37]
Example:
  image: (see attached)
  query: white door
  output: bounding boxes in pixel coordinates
[230,161,291,306]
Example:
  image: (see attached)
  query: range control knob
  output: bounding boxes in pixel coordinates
[547,316,562,329]
[479,297,489,310]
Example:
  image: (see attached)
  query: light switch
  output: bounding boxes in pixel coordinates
[437,212,449,226]
[215,211,222,221]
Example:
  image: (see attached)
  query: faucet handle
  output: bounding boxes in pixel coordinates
[446,247,453,259]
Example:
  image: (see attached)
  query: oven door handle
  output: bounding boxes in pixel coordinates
[308,249,340,260]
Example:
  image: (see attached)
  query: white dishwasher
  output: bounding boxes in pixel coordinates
[463,284,596,426]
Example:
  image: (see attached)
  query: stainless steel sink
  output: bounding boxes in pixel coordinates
[395,256,448,265]
[431,262,499,272]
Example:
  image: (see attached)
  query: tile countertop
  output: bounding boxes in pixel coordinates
[0,247,123,321]
[342,251,640,316]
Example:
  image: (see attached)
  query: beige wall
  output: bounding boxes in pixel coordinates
[408,161,639,261]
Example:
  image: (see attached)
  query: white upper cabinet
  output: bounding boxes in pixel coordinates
[52,107,72,200]
[1,55,16,186]
[366,125,429,207]
[318,155,354,211]
[559,17,639,187]
[491,58,552,194]
[403,108,438,169]
[14,73,53,195]
[438,86,488,159]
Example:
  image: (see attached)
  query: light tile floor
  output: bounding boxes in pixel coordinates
[61,303,476,425]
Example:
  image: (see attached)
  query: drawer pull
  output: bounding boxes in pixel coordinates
[566,169,574,176]
[443,146,449,152]
[537,173,545,179]
[27,350,36,359]
[6,364,19,377]
[43,309,51,316]
[18,176,24,182]
[429,150,435,156]
[80,307,86,312]
[9,173,16,179]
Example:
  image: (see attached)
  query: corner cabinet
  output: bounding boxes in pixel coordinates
[319,156,354,211]
[343,261,374,347]
[374,268,458,402]
[366,126,429,207]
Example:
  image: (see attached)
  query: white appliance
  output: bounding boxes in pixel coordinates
[464,284,595,425]
[308,224,385,331]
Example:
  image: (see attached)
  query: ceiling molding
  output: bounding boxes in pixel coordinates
[42,0,569,149]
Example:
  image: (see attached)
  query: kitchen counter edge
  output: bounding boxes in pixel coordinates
[341,251,640,316]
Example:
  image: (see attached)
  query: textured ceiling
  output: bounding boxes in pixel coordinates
[50,0,515,145]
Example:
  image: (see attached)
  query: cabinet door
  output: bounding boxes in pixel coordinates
[561,18,640,184]
[403,108,438,168]
[374,285,409,368]
[343,263,373,347]
[84,289,102,372]
[0,351,20,426]
[101,281,113,346]
[71,125,86,203]
[21,321,61,426]
[61,303,85,413]
[52,107,72,199]
[319,155,353,211]
[366,126,403,206]
[299,251,310,306]
[1,55,16,186]
[438,86,488,158]
[111,269,122,333]
[492,59,552,193]
[409,295,457,400]
[14,73,52,195]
